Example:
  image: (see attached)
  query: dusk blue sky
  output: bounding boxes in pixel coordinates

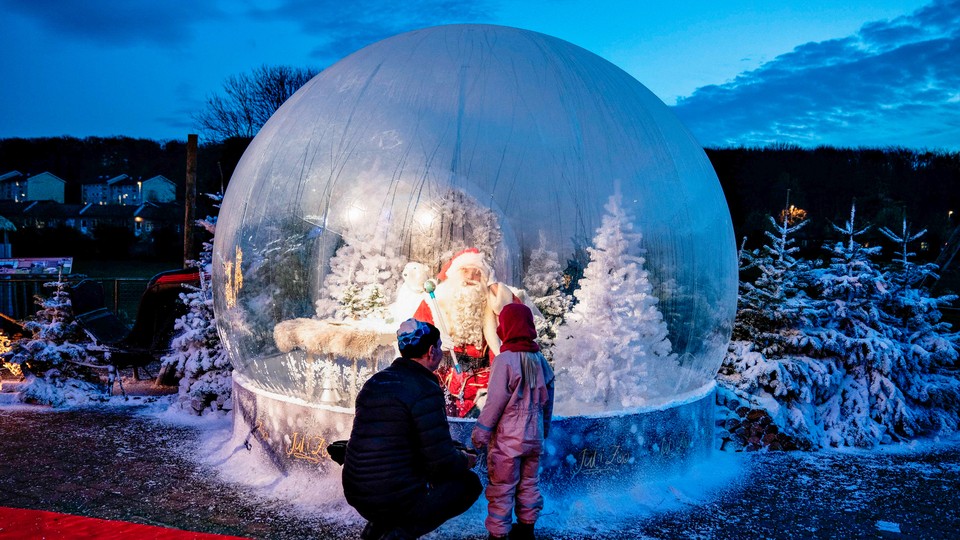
[2,0,958,150]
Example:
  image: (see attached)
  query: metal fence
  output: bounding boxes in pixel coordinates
[0,277,151,325]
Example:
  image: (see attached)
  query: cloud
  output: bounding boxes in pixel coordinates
[673,0,960,151]
[0,0,222,47]
[243,0,497,61]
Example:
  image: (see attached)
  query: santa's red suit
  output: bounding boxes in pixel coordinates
[412,248,521,417]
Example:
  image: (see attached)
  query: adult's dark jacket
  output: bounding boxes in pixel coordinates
[342,357,469,513]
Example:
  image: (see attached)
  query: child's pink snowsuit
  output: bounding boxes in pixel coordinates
[471,303,555,538]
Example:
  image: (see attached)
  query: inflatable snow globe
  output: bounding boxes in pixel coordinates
[213,24,736,490]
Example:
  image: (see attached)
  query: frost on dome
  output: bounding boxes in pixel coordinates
[212,24,737,415]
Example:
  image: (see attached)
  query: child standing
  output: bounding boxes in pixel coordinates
[471,303,555,540]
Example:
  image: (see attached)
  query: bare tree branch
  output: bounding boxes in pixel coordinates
[194,65,320,141]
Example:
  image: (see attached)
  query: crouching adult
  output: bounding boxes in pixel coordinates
[343,319,483,540]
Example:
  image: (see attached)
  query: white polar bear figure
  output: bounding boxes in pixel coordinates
[389,262,431,323]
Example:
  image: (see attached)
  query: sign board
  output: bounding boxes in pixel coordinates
[0,257,73,275]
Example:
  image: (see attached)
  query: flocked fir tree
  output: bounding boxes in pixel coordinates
[722,201,960,449]
[718,211,836,447]
[805,201,909,446]
[2,271,103,406]
[522,232,572,361]
[733,213,814,353]
[316,212,403,321]
[161,195,232,415]
[553,191,675,413]
[878,216,960,434]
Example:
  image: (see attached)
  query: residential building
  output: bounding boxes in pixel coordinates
[82,174,177,205]
[0,171,65,203]
[141,175,176,203]
[0,200,182,238]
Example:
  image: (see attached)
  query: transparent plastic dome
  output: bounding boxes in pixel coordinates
[213,24,737,415]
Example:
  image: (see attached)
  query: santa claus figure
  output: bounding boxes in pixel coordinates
[413,248,520,417]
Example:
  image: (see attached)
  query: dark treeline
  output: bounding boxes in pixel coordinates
[707,145,960,261]
[2,137,958,265]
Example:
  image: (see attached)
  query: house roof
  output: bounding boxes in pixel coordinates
[25,171,66,184]
[106,174,137,186]
[0,215,15,232]
[143,175,174,185]
[0,200,181,223]
[0,200,79,218]
[0,171,24,183]
[23,201,83,218]
[134,202,180,220]
[78,204,139,218]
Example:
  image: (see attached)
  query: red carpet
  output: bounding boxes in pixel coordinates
[0,507,249,539]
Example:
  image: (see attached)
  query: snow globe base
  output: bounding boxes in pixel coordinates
[234,373,716,491]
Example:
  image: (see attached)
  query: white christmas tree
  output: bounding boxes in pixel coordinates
[162,195,233,415]
[317,212,403,321]
[522,232,572,361]
[553,191,675,413]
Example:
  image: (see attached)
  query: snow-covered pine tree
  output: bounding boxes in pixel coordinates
[879,216,960,434]
[734,214,813,354]
[808,201,907,446]
[719,212,838,446]
[522,232,572,361]
[2,271,102,405]
[552,191,675,413]
[161,194,232,415]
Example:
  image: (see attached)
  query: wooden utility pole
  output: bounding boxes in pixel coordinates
[184,134,198,268]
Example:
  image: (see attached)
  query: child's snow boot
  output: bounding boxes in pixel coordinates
[509,521,535,540]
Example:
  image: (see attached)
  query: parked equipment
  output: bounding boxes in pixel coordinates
[71,268,200,377]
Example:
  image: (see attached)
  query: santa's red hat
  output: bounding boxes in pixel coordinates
[437,248,493,282]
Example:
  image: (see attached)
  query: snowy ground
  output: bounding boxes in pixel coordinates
[1,394,958,539]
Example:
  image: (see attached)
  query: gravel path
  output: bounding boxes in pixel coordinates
[1,404,957,539]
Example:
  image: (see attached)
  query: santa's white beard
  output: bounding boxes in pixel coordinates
[435,278,486,348]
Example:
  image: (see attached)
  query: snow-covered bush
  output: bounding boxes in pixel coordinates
[1,273,103,405]
[161,195,232,415]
